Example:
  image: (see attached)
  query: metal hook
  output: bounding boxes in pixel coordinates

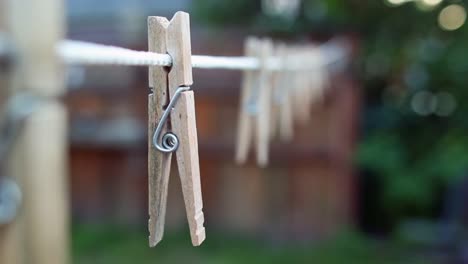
[152,86,191,153]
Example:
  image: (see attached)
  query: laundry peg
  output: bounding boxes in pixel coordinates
[148,11,205,247]
[235,38,273,167]
[148,16,171,248]
[255,39,274,167]
[269,43,281,141]
[235,37,259,165]
[277,44,294,142]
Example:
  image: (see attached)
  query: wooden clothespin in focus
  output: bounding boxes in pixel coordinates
[148,11,205,247]
[235,38,273,167]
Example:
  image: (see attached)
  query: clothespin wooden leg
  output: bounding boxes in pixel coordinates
[148,16,172,247]
[167,12,205,246]
[171,91,205,245]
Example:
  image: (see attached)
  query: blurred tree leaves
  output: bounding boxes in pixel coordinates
[193,0,260,27]
[192,0,468,225]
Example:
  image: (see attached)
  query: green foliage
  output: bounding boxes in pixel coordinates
[193,0,260,27]
[73,225,431,264]
[192,0,468,224]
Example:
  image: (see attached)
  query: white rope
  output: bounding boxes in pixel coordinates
[57,39,346,70]
[192,55,259,70]
[57,40,172,66]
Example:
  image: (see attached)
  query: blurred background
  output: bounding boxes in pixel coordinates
[3,0,468,263]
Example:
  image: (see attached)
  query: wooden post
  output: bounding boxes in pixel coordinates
[3,0,70,263]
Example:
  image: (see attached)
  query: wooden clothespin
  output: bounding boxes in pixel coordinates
[269,42,282,141]
[148,12,205,247]
[269,43,293,142]
[235,37,258,165]
[235,38,273,167]
[277,44,294,142]
[256,39,274,167]
[269,44,279,141]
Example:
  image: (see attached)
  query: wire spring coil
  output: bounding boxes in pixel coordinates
[152,86,191,153]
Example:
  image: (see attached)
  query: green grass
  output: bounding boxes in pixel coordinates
[72,225,432,264]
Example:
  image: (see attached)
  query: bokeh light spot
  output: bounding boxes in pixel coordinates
[422,0,442,7]
[411,91,437,116]
[438,4,466,31]
[386,0,410,6]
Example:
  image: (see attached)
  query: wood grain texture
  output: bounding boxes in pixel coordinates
[148,16,172,247]
[167,11,193,90]
[235,37,258,164]
[167,12,205,246]
[172,91,205,246]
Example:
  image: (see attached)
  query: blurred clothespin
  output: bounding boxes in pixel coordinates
[269,43,293,142]
[148,11,205,247]
[268,43,280,141]
[291,45,327,125]
[256,39,274,167]
[277,44,294,142]
[236,37,258,165]
[236,38,273,167]
[290,46,308,125]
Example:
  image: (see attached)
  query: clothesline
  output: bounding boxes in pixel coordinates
[56,39,347,70]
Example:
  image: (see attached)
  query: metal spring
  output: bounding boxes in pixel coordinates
[152,86,191,153]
